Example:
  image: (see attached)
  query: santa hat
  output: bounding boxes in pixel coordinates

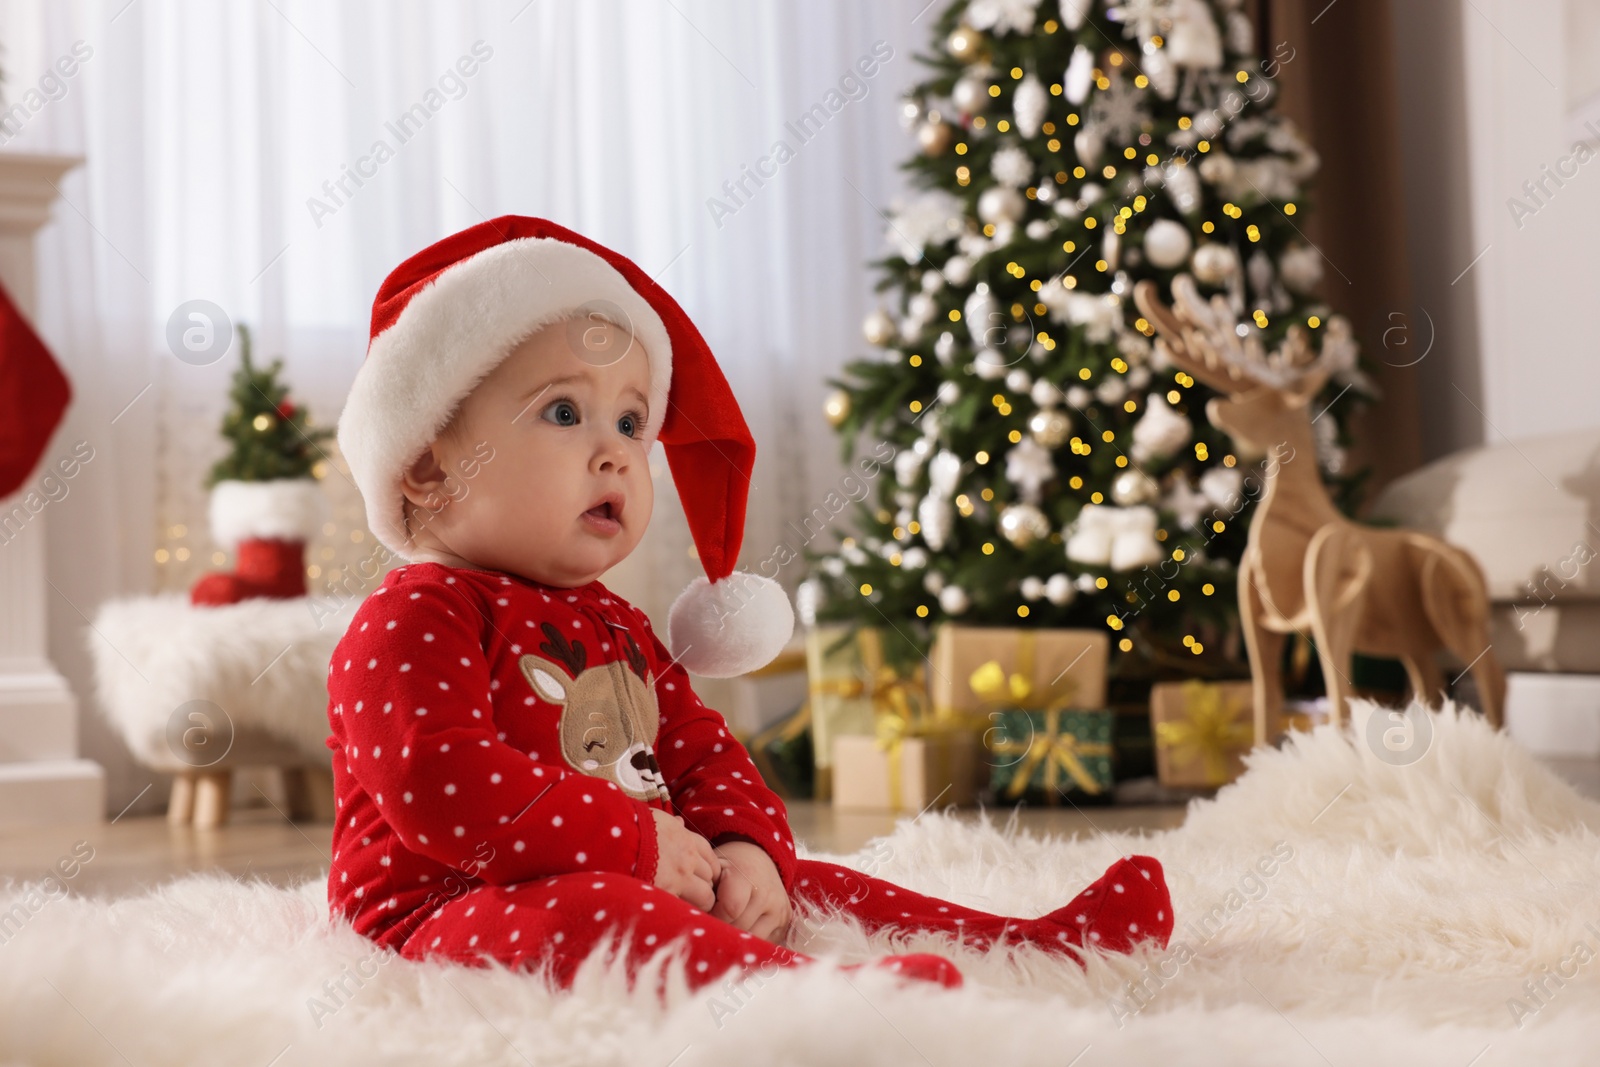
[337,215,793,678]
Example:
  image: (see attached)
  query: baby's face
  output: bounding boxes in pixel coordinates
[407,315,655,586]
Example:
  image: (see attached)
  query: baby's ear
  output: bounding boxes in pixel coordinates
[399,443,451,510]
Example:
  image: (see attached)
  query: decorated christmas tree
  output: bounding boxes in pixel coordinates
[803,0,1375,683]
[205,324,333,486]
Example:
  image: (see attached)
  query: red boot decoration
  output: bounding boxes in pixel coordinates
[190,479,325,606]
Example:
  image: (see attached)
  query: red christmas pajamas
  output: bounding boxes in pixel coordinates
[326,563,1172,994]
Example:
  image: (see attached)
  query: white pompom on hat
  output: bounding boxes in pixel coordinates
[337,215,793,677]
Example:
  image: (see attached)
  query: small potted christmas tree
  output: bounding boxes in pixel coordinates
[190,325,333,606]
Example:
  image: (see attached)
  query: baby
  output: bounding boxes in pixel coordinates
[325,216,1174,995]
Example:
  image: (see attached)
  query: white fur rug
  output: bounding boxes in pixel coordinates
[4,699,1599,1066]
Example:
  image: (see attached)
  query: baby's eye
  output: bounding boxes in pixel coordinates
[542,399,578,427]
[617,412,638,438]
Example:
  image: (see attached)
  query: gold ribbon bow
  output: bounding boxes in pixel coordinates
[963,631,1105,798]
[987,706,1111,798]
[1154,680,1253,787]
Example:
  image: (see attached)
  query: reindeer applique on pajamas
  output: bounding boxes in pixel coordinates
[325,562,1173,992]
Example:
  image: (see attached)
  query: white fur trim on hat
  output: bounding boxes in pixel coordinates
[667,571,795,677]
[208,478,327,551]
[337,237,674,560]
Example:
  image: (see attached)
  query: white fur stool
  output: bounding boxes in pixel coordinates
[86,593,357,828]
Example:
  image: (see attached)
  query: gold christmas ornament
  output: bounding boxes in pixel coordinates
[1111,468,1159,505]
[917,119,954,156]
[823,389,852,427]
[1029,408,1072,448]
[946,24,984,61]
[999,502,1052,548]
[862,308,896,346]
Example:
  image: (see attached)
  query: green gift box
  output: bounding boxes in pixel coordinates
[748,700,814,800]
[985,707,1115,803]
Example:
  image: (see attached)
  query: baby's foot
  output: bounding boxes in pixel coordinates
[1034,855,1173,959]
[841,952,963,988]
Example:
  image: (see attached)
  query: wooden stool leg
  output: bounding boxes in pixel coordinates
[303,766,336,822]
[168,773,196,825]
[282,766,336,822]
[193,770,232,829]
[282,766,310,821]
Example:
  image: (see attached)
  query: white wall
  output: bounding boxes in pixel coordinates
[1461,0,1600,444]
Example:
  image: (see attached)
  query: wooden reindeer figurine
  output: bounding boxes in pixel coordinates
[1132,275,1505,744]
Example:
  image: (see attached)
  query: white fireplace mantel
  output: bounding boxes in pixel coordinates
[0,150,106,825]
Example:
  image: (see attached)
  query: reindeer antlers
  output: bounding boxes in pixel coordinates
[1133,275,1342,399]
[537,621,587,677]
[621,632,649,680]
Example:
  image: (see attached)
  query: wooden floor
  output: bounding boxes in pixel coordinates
[3,757,1594,902]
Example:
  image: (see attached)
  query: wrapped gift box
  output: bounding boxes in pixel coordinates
[804,624,928,801]
[1150,679,1256,789]
[985,707,1115,803]
[831,728,979,812]
[929,625,1109,721]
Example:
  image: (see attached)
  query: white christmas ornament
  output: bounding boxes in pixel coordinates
[794,578,822,627]
[1200,465,1245,510]
[885,190,965,263]
[1006,368,1033,393]
[1005,436,1056,503]
[1013,75,1048,137]
[1109,0,1176,42]
[1163,162,1203,215]
[1021,576,1045,601]
[952,76,991,117]
[1144,218,1194,269]
[934,330,958,365]
[918,494,954,551]
[942,255,972,286]
[1164,476,1211,530]
[965,0,1043,34]
[1031,378,1063,407]
[921,269,946,293]
[1109,505,1164,570]
[928,450,963,497]
[1074,125,1105,168]
[1279,245,1324,294]
[973,350,1012,379]
[1060,0,1093,29]
[991,145,1034,188]
[978,186,1026,226]
[1063,46,1095,105]
[1066,385,1093,409]
[1094,375,1128,405]
[1168,0,1223,68]
[924,570,946,595]
[1130,393,1193,463]
[1025,219,1056,241]
[939,584,971,615]
[1143,47,1177,98]
[964,287,1000,346]
[1045,572,1076,605]
[1065,504,1163,571]
[901,547,928,570]
[894,447,925,488]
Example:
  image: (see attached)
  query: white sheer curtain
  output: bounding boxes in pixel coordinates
[2,0,934,812]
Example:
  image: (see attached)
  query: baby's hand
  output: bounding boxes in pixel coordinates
[649,808,719,912]
[710,839,790,945]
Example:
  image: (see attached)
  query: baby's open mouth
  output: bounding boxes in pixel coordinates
[582,492,625,530]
